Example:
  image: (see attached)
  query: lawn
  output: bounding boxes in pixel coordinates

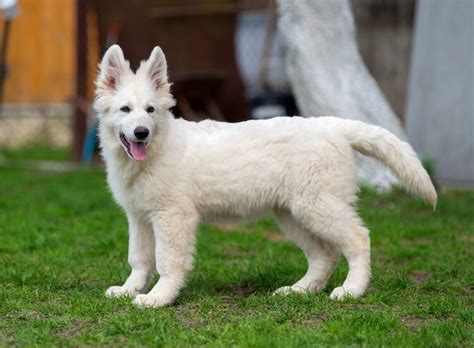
[0,147,472,347]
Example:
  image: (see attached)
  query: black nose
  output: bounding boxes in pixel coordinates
[134,126,149,140]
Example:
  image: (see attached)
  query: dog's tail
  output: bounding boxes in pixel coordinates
[339,119,437,208]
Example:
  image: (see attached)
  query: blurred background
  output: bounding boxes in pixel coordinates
[0,0,472,187]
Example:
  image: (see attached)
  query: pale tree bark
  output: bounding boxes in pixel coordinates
[277,0,408,190]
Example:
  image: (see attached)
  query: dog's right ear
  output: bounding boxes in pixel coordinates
[96,45,127,95]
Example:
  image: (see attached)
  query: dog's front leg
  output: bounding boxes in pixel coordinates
[106,212,155,298]
[133,209,198,308]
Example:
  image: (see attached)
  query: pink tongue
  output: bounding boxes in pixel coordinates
[130,141,147,161]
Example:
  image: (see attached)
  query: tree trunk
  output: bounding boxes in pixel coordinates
[277,0,408,190]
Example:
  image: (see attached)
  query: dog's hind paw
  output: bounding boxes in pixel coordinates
[105,285,137,298]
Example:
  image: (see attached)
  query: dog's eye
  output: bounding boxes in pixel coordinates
[146,106,155,113]
[120,106,131,113]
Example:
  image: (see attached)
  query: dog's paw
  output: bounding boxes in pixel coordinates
[329,286,354,300]
[105,285,137,298]
[273,285,308,295]
[132,294,169,308]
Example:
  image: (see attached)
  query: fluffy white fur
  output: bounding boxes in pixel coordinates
[95,45,437,308]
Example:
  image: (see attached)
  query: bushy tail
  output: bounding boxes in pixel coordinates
[340,119,437,208]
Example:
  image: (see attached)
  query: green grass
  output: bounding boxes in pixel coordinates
[0,145,69,162]
[0,147,473,347]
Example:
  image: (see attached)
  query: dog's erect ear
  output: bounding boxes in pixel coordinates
[97,45,127,93]
[146,46,168,90]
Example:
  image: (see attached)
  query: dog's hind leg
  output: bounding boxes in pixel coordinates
[106,213,156,298]
[290,194,371,300]
[273,209,339,295]
[132,207,199,308]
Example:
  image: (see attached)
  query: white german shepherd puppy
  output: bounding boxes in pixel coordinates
[95,45,437,308]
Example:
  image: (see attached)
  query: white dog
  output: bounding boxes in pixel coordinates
[95,45,437,308]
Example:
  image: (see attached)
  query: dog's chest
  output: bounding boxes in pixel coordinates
[106,166,161,213]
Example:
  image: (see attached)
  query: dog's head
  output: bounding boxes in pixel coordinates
[95,45,175,161]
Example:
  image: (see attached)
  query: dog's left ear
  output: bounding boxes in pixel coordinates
[146,46,169,90]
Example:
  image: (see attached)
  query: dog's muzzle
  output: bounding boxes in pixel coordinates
[120,132,148,161]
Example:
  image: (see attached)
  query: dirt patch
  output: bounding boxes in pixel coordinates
[0,329,16,346]
[16,310,45,321]
[10,311,98,340]
[375,254,410,267]
[55,318,97,338]
[220,244,246,257]
[399,237,434,248]
[217,224,252,233]
[175,302,201,328]
[409,270,431,283]
[294,313,331,327]
[175,302,199,316]
[460,235,474,243]
[263,229,289,243]
[175,301,241,328]
[214,284,257,298]
[232,284,256,297]
[335,303,378,310]
[402,317,434,331]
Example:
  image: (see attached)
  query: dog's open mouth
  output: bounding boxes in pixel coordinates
[120,133,148,161]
